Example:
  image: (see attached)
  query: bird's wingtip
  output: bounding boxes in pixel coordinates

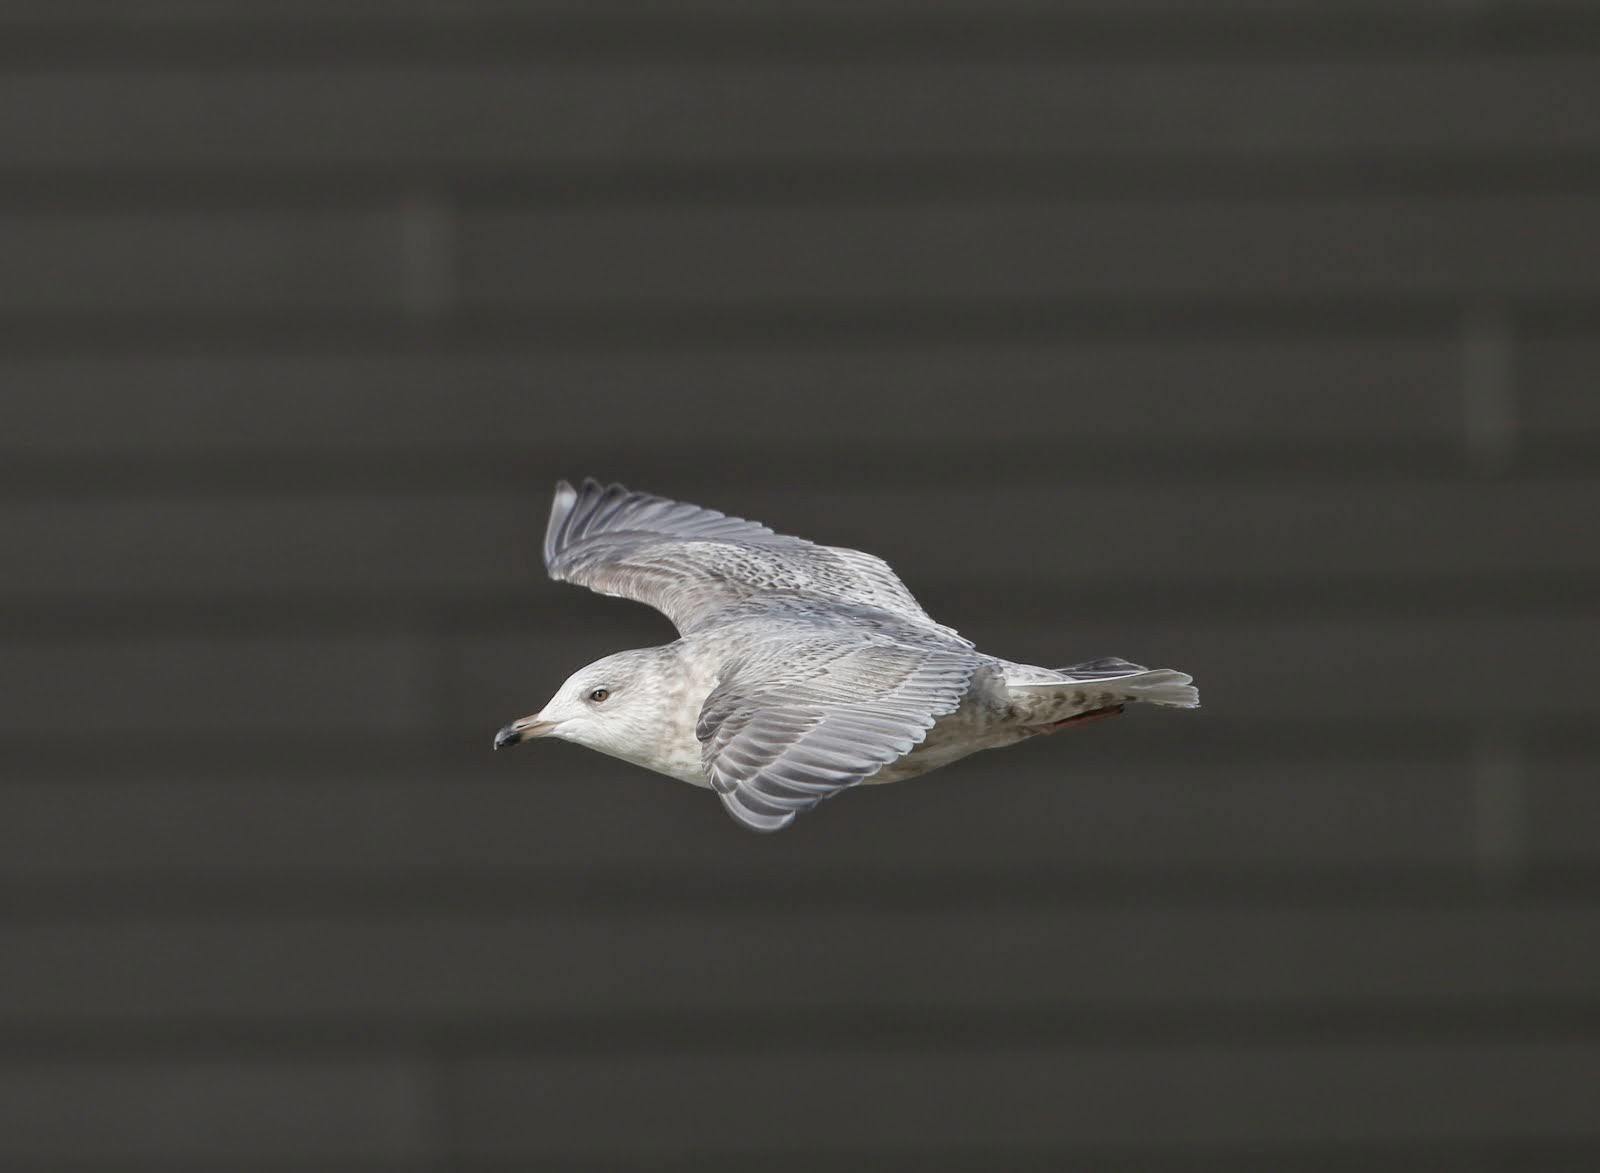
[544,480,584,566]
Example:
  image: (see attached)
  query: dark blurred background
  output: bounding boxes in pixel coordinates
[3,2,1600,1169]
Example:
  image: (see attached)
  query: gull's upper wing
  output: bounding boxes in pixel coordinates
[544,479,961,637]
[696,635,979,831]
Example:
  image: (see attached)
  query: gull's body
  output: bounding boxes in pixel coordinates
[496,480,1198,831]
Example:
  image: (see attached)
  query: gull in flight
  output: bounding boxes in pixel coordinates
[495,479,1198,831]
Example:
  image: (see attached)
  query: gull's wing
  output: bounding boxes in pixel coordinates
[695,636,978,831]
[544,478,961,637]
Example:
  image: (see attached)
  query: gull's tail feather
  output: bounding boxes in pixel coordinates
[1059,657,1198,707]
[1056,656,1149,680]
[1086,668,1200,709]
[1009,658,1200,717]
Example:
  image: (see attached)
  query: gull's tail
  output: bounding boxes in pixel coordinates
[1056,656,1198,708]
[1007,656,1199,724]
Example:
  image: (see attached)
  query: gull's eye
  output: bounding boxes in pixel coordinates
[588,687,611,703]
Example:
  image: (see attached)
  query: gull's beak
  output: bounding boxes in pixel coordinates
[493,715,561,750]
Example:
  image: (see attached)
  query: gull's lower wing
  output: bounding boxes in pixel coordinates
[695,636,977,831]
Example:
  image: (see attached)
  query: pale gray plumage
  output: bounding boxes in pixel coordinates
[697,635,979,831]
[543,478,961,639]
[496,478,1199,832]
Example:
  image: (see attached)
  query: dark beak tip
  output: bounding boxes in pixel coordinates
[493,725,521,751]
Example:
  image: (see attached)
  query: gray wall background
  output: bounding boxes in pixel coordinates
[3,2,1599,1169]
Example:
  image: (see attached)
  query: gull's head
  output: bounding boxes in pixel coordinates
[493,648,669,763]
